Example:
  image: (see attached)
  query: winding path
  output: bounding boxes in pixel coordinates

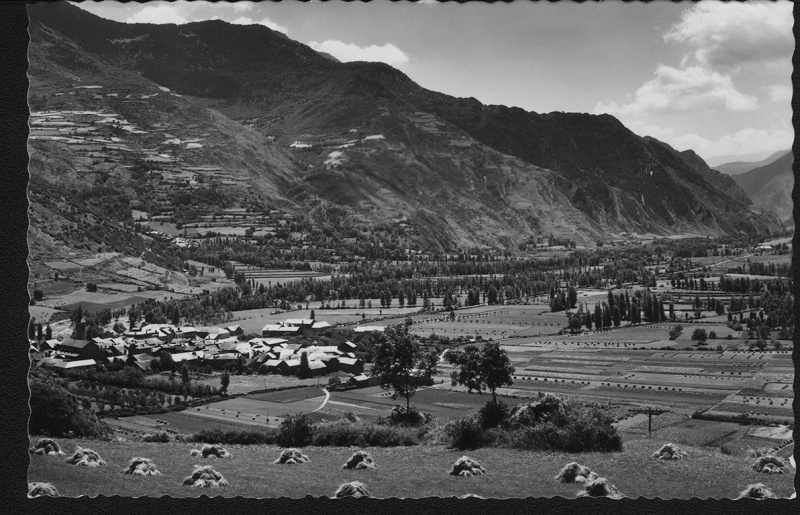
[312,387,330,412]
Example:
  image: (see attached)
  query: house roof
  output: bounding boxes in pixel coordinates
[339,357,360,365]
[57,339,93,349]
[307,360,327,370]
[354,326,385,333]
[284,318,314,326]
[53,359,97,369]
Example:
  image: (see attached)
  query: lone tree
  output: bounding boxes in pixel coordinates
[220,370,230,395]
[371,323,438,412]
[446,341,515,405]
[691,328,708,345]
[668,324,683,340]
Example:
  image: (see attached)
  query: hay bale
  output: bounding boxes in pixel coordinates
[554,462,599,483]
[64,446,106,467]
[576,477,624,499]
[27,482,59,498]
[652,443,687,460]
[751,455,789,474]
[29,438,65,457]
[182,464,229,488]
[189,444,232,459]
[273,448,310,465]
[333,481,371,498]
[737,483,776,499]
[342,450,376,470]
[120,457,162,476]
[449,456,486,477]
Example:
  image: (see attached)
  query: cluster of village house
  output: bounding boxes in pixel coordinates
[30,318,387,379]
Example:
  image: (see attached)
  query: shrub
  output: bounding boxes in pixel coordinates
[190,428,277,445]
[384,405,432,426]
[29,371,112,439]
[504,395,622,452]
[276,414,315,447]
[445,417,485,450]
[142,431,171,443]
[478,400,509,429]
[311,421,420,447]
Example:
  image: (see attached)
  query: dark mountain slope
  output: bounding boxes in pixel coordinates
[732,151,794,226]
[27,2,782,244]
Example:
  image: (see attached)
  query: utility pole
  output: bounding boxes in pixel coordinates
[628,406,669,439]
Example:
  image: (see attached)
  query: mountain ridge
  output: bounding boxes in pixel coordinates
[26,2,783,256]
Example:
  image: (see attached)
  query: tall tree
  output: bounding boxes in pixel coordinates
[220,370,230,395]
[446,341,515,405]
[371,324,438,412]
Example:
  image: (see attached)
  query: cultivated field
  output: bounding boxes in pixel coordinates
[27,437,796,498]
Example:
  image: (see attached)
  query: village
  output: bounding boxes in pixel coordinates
[30,316,374,380]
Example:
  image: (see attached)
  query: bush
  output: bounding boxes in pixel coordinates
[445,417,485,450]
[384,405,432,426]
[311,421,420,447]
[28,370,112,439]
[190,428,277,445]
[276,414,315,447]
[503,395,622,452]
[478,400,509,429]
[142,431,171,443]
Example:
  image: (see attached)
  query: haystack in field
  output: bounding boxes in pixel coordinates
[342,450,376,470]
[273,448,309,465]
[751,455,789,474]
[27,482,59,498]
[182,465,229,488]
[29,438,65,457]
[652,443,687,460]
[333,481,371,498]
[120,457,162,476]
[449,456,486,477]
[576,477,624,499]
[554,462,599,483]
[189,444,232,459]
[736,483,776,499]
[64,447,106,467]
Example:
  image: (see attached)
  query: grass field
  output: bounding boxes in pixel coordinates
[27,437,796,498]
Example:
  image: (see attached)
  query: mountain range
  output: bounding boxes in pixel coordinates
[26,2,784,257]
[731,151,794,226]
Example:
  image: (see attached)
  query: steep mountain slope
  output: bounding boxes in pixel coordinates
[27,2,783,250]
[732,151,794,226]
[640,138,752,205]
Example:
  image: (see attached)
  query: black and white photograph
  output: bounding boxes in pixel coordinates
[25,0,795,501]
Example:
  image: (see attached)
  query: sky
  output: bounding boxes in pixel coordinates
[71,0,794,162]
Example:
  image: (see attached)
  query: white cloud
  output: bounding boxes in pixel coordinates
[665,1,793,72]
[231,16,289,35]
[125,5,188,25]
[594,65,758,117]
[766,84,792,104]
[308,40,410,67]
